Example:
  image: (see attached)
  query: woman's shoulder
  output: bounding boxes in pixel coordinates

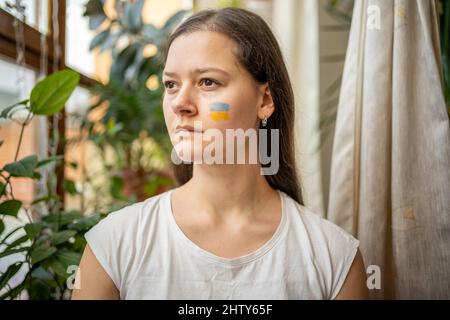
[83,191,170,291]
[281,191,361,299]
[86,190,169,236]
[282,192,358,246]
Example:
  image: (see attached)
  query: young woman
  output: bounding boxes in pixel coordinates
[72,8,368,300]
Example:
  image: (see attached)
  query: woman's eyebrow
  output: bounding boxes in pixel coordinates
[163,68,230,77]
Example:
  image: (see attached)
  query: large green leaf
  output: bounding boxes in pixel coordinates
[3,155,38,178]
[30,69,80,116]
[0,200,22,218]
[49,230,77,246]
[0,220,4,235]
[0,262,23,289]
[30,244,57,265]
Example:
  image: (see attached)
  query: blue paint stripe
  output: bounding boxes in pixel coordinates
[209,102,230,112]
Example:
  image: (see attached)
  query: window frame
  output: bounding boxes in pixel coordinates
[0,0,96,208]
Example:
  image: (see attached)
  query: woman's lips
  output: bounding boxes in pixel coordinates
[175,125,203,134]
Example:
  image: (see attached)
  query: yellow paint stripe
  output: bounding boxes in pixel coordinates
[210,111,230,121]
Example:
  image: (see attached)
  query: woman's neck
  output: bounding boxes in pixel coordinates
[178,163,277,224]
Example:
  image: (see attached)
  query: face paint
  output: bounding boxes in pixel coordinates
[209,102,230,121]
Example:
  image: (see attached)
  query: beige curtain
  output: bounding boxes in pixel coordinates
[328,0,450,299]
[272,0,325,217]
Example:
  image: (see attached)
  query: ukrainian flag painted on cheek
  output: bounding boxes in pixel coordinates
[209,102,230,121]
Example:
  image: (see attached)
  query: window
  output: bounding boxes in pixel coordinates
[0,0,48,33]
[0,0,96,210]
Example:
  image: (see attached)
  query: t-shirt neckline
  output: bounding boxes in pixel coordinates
[164,188,288,267]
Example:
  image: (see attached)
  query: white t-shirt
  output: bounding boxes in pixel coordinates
[84,189,360,300]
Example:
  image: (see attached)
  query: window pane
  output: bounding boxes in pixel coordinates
[65,0,96,78]
[0,0,48,33]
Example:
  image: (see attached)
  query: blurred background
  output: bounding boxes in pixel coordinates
[0,0,448,300]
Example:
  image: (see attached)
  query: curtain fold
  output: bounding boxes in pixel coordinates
[328,0,450,299]
[272,0,324,216]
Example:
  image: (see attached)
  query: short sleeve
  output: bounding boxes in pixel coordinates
[84,216,122,290]
[323,220,360,300]
[84,203,142,292]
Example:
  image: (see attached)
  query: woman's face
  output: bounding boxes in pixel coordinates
[162,31,271,163]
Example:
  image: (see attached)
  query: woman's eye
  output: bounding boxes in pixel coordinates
[200,78,218,88]
[164,81,176,89]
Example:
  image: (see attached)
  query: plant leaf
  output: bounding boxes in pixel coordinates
[63,179,78,195]
[0,281,26,300]
[49,230,77,246]
[0,200,22,218]
[51,249,81,278]
[42,211,83,227]
[142,24,160,42]
[0,100,29,119]
[32,171,42,180]
[36,155,64,168]
[3,155,38,178]
[0,262,23,289]
[30,69,80,116]
[24,222,43,240]
[30,244,57,265]
[89,28,111,51]
[0,181,5,196]
[0,247,29,259]
[5,234,29,249]
[68,213,102,231]
[31,194,60,205]
[31,266,54,282]
[163,10,188,33]
[83,0,107,30]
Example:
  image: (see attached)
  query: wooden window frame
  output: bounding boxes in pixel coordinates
[0,0,96,209]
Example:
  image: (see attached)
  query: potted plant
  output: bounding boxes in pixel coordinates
[81,0,188,202]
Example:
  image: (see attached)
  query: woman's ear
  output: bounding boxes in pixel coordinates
[257,83,275,120]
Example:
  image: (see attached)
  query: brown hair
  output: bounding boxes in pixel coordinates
[163,8,303,204]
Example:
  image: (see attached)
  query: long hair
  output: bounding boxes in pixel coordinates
[163,8,303,205]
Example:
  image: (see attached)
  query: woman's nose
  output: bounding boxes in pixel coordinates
[171,88,198,117]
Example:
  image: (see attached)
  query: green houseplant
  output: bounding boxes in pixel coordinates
[0,69,104,300]
[80,0,188,203]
